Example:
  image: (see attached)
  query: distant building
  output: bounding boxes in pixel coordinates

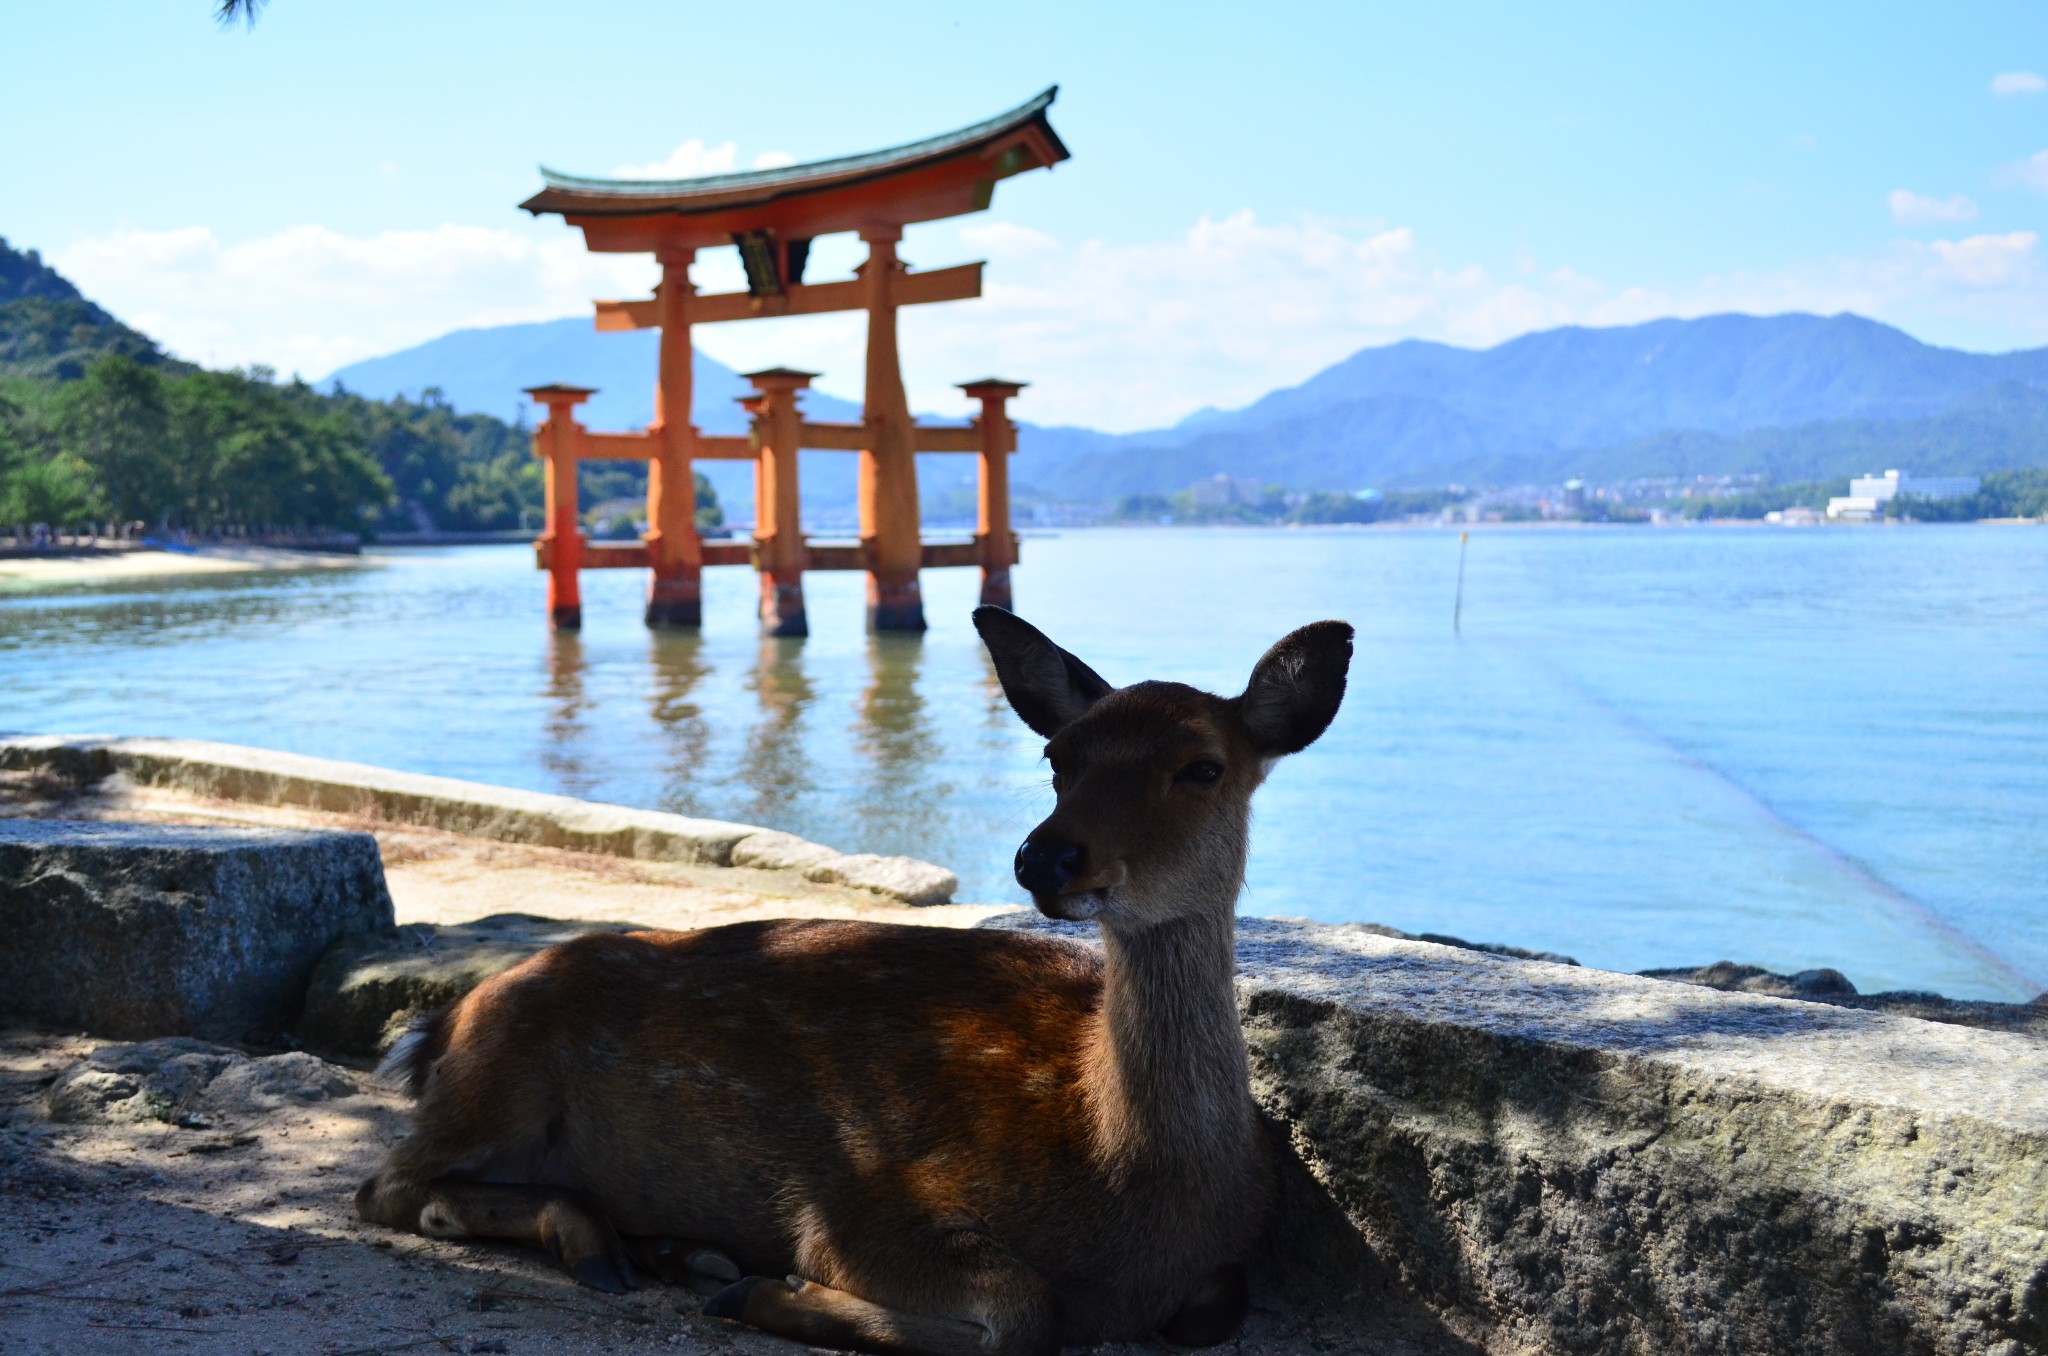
[1188,474,1261,509]
[1765,506,1823,525]
[1563,478,1588,510]
[1827,468,1980,520]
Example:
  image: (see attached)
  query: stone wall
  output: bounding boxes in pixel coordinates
[984,913,2048,1356]
[0,734,957,905]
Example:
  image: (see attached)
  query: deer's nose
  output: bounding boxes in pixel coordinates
[1015,838,1084,896]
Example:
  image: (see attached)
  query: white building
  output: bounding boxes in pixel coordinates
[1827,469,1980,520]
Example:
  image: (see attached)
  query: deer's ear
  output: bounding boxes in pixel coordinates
[1238,621,1353,756]
[974,607,1115,738]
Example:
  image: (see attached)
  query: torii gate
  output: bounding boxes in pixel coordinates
[519,87,1069,634]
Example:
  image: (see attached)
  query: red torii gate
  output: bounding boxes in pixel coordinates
[519,88,1068,634]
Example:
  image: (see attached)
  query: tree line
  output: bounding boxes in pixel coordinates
[0,354,720,540]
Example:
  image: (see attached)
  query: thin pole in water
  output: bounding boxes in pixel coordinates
[1453,530,1469,633]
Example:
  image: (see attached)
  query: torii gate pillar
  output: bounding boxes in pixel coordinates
[645,247,703,628]
[859,227,925,632]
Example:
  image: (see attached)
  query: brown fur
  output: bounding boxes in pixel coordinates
[356,610,1353,1356]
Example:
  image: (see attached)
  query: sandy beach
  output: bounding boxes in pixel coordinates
[0,546,366,591]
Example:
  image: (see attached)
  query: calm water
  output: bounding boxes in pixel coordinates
[4,527,2044,1002]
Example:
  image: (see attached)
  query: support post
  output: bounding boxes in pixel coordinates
[857,227,925,632]
[745,368,815,637]
[645,247,703,628]
[959,378,1025,611]
[525,384,594,630]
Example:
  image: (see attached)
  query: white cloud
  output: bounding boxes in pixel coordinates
[2000,149,2048,193]
[1992,70,2047,96]
[612,139,736,179]
[1929,231,2037,285]
[47,214,2048,431]
[609,141,795,179]
[1888,189,1977,225]
[51,224,654,378]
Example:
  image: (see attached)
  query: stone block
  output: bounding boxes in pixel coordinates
[1234,920,2048,1356]
[729,830,839,872]
[979,913,2048,1354]
[296,913,639,1056]
[0,819,393,1041]
[803,852,958,906]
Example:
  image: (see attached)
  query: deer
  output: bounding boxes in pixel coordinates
[353,607,1353,1356]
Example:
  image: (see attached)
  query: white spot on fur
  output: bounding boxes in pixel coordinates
[418,1200,463,1237]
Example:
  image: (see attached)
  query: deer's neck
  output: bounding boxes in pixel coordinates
[1085,903,1254,1171]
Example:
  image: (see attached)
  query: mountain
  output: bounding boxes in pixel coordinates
[0,235,188,382]
[1018,313,2048,496]
[328,309,2048,505]
[323,316,863,432]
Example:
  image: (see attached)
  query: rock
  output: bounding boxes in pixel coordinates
[0,820,393,1041]
[1233,919,2048,1356]
[1642,959,1857,997]
[296,913,642,1056]
[46,1038,359,1124]
[803,853,958,906]
[729,830,839,872]
[1645,960,2047,1037]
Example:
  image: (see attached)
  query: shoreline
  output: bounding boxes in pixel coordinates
[0,545,366,591]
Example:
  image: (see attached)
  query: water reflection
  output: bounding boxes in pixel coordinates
[737,637,815,827]
[647,630,714,817]
[540,631,595,797]
[855,633,949,846]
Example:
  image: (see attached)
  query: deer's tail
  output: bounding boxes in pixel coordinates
[375,1008,451,1097]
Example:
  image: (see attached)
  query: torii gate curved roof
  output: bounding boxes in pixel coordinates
[520,88,1069,252]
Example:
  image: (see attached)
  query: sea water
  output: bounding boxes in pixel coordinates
[3,525,2043,1001]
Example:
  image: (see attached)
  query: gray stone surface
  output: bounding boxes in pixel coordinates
[45,1036,358,1125]
[0,735,959,905]
[297,912,640,1056]
[980,913,2048,1355]
[729,830,839,871]
[1241,921,2048,1356]
[0,819,393,1041]
[802,852,959,907]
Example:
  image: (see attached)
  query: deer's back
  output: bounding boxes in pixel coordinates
[421,919,1116,1271]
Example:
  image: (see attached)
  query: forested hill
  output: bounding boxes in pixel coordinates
[0,237,721,536]
[1018,313,2048,496]
[0,236,189,382]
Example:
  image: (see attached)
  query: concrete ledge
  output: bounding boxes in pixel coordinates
[980,913,2047,1354]
[0,734,957,906]
[1236,920,2047,1356]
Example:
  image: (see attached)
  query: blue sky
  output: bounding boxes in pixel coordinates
[9,1,2048,427]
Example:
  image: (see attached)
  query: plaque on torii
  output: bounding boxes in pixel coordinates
[519,87,1068,634]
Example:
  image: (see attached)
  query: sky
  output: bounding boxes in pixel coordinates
[8,0,2048,430]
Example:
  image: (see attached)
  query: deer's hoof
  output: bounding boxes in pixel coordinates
[572,1252,636,1294]
[703,1275,770,1320]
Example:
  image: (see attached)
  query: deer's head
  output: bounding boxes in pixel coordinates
[975,608,1353,930]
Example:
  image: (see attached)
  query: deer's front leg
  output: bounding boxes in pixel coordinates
[703,1223,1059,1356]
[361,1175,640,1294]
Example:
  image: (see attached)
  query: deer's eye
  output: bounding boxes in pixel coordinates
[1175,760,1224,787]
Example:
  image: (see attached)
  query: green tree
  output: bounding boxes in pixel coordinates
[52,356,175,524]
